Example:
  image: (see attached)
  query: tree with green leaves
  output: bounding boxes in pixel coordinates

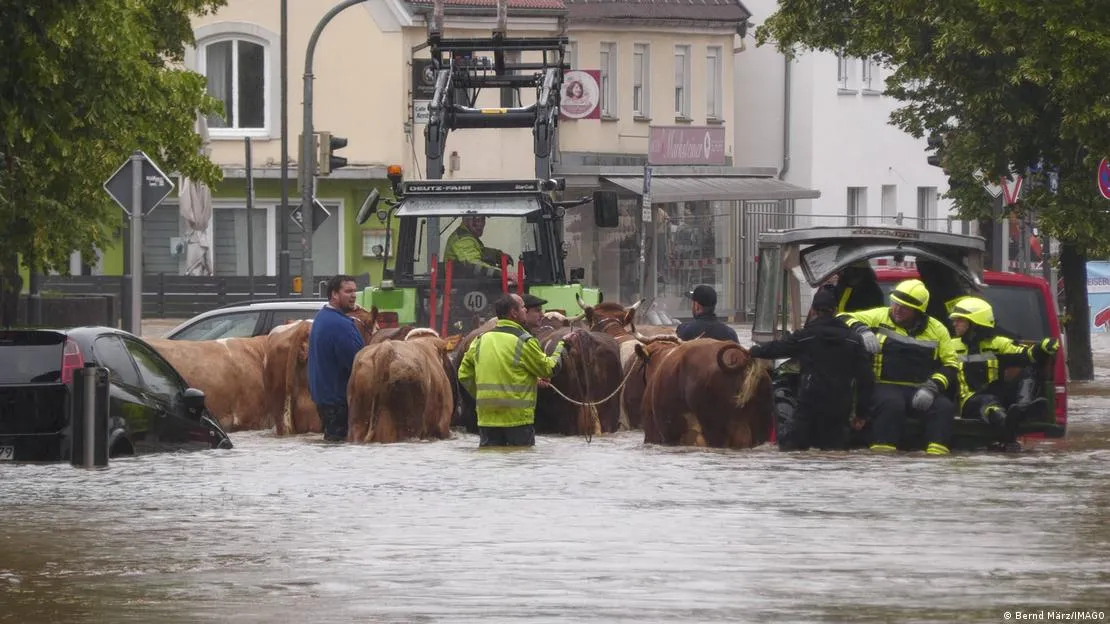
[0,0,226,324]
[756,0,1110,379]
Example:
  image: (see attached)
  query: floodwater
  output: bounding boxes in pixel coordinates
[1,329,1109,623]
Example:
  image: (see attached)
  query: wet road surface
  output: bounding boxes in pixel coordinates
[1,324,1108,622]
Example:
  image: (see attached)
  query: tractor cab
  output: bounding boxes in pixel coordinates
[359,175,608,335]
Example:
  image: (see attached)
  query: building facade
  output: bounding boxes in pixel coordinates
[734,0,967,236]
[80,0,566,293]
[555,0,818,321]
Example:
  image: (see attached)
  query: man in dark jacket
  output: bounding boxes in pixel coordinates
[748,285,875,450]
[676,285,738,342]
[308,274,365,441]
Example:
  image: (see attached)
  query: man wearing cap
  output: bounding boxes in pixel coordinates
[677,284,739,342]
[457,293,579,447]
[749,284,874,450]
[521,293,548,333]
[838,278,960,455]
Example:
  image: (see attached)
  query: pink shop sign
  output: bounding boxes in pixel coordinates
[648,125,726,166]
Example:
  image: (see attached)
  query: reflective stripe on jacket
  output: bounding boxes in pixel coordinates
[954,335,1037,407]
[457,319,568,427]
[839,306,960,390]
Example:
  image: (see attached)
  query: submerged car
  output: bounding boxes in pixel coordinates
[752,225,1066,450]
[0,326,232,462]
[163,298,326,341]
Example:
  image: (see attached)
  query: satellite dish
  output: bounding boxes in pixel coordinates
[357,189,381,225]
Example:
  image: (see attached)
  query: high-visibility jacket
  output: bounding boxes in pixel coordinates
[457,319,568,428]
[444,225,505,277]
[955,334,1055,408]
[839,307,960,391]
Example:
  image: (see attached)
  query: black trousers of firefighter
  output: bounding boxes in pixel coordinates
[869,383,955,449]
[777,374,857,451]
[961,367,1040,444]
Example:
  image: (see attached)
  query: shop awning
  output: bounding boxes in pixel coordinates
[602,176,820,202]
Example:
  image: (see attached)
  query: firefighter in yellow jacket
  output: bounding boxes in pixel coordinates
[949,297,1059,449]
[444,215,512,282]
[838,279,960,455]
[457,293,579,447]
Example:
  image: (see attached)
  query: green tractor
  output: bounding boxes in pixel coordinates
[353,26,619,334]
[356,172,617,335]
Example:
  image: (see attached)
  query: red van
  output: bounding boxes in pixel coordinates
[752,225,1067,448]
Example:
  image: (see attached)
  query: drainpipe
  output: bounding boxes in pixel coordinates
[779,55,792,180]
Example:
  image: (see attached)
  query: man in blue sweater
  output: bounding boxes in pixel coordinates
[308,274,365,441]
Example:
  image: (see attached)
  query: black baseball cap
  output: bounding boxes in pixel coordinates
[522,293,548,309]
[687,284,717,307]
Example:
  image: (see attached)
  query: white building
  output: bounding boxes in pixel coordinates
[734,0,968,234]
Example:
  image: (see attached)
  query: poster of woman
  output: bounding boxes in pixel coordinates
[559,69,601,120]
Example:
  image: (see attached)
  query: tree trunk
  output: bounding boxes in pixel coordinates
[0,253,21,328]
[1060,242,1094,381]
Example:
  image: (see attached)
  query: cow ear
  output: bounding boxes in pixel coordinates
[634,342,649,361]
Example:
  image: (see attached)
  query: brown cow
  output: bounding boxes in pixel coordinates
[266,306,377,436]
[534,327,624,436]
[635,338,773,449]
[620,328,683,432]
[147,335,271,432]
[347,329,454,443]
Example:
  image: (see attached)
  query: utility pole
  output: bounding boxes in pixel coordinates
[301,0,369,295]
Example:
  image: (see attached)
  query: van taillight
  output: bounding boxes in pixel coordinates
[60,338,84,384]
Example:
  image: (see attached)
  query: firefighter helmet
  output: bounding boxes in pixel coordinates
[890,279,929,313]
[949,296,995,328]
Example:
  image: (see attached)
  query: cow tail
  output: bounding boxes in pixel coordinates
[736,356,766,409]
[281,329,304,435]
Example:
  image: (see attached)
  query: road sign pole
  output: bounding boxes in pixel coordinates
[129,151,143,336]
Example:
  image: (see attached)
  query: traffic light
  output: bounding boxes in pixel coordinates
[318,131,348,175]
[926,133,944,168]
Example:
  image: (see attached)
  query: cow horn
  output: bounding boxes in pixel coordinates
[629,320,654,343]
[575,292,588,310]
[629,298,645,312]
[569,312,586,323]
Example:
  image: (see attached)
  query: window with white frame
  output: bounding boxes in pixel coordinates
[565,41,576,70]
[916,187,938,230]
[632,43,650,117]
[600,42,617,116]
[881,184,897,223]
[837,54,852,90]
[202,37,268,133]
[847,187,866,225]
[674,45,691,117]
[706,46,722,119]
[861,58,875,91]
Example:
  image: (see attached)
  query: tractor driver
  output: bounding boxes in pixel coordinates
[444,215,514,284]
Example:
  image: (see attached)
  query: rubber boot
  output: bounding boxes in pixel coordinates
[925,442,950,456]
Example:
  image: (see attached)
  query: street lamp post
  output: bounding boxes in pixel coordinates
[301,0,369,297]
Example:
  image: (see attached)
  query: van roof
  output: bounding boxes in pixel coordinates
[874,266,1050,287]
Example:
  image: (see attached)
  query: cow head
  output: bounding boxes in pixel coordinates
[576,293,643,336]
[348,305,379,343]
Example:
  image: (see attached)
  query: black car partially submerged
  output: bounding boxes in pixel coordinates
[0,326,232,462]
